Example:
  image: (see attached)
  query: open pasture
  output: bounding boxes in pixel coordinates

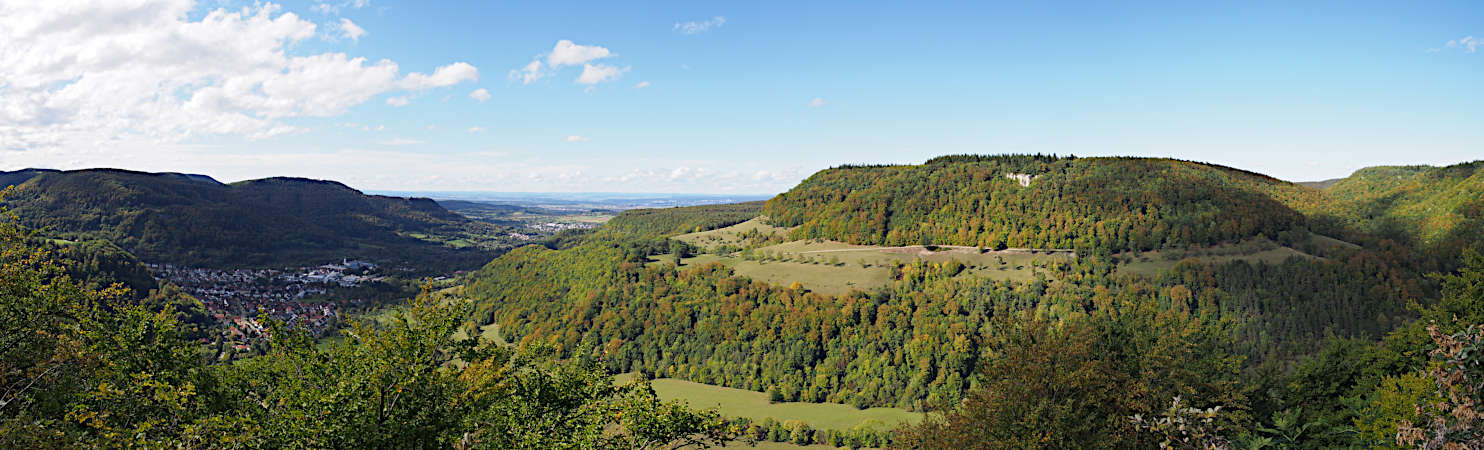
[613,373,922,432]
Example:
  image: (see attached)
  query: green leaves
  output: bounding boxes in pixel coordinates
[1,206,731,447]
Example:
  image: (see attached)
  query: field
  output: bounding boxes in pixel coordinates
[662,218,1073,295]
[1115,236,1330,278]
[666,217,1357,293]
[613,373,922,432]
[674,216,794,249]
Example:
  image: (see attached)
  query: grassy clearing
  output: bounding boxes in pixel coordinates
[1116,237,1323,278]
[613,373,921,432]
[655,238,1070,295]
[1308,232,1362,251]
[675,216,794,250]
[727,258,892,296]
[740,441,841,449]
[451,323,505,345]
[758,241,1068,275]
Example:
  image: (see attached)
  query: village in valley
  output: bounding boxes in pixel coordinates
[149,259,387,353]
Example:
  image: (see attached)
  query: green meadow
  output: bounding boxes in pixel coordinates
[613,373,922,432]
[1115,234,1351,278]
[660,217,1073,295]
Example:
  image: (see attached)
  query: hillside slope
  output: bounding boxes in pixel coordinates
[1318,162,1484,259]
[762,155,1325,253]
[1,169,498,270]
[462,154,1458,415]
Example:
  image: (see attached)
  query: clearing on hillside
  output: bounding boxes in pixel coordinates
[674,216,795,250]
[1115,235,1342,277]
[612,373,922,432]
[661,216,1075,295]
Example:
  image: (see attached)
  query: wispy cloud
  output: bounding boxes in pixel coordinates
[548,40,613,67]
[634,81,651,89]
[808,97,826,107]
[510,60,544,84]
[565,135,590,143]
[1443,36,1480,53]
[399,62,479,90]
[467,126,485,134]
[510,40,622,87]
[378,138,423,146]
[577,64,628,86]
[469,88,491,102]
[338,18,365,42]
[386,96,410,107]
[312,0,370,14]
[675,16,726,35]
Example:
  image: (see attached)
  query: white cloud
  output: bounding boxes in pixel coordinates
[565,135,590,142]
[386,96,410,107]
[0,1,479,152]
[634,81,651,89]
[378,138,423,145]
[808,97,827,107]
[577,64,628,85]
[312,0,370,14]
[467,126,485,134]
[509,60,545,85]
[674,16,726,35]
[511,40,623,87]
[547,40,613,67]
[339,18,365,41]
[399,62,480,89]
[1444,36,1480,53]
[425,124,438,130]
[668,167,695,180]
[469,88,491,102]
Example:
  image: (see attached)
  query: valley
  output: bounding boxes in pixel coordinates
[9,3,1480,446]
[5,155,1483,448]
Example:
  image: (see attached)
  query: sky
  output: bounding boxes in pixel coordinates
[1,0,1481,193]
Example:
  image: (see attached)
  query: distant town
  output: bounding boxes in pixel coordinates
[150,259,385,352]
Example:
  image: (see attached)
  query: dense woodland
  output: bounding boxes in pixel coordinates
[463,213,1425,409]
[0,169,500,271]
[0,213,732,447]
[600,201,766,238]
[1315,162,1484,270]
[762,156,1319,253]
[462,155,1484,447]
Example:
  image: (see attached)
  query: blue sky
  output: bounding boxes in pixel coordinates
[2,0,1480,193]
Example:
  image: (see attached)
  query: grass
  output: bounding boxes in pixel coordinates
[451,323,505,345]
[1117,237,1323,278]
[740,441,842,449]
[675,216,794,250]
[613,373,922,432]
[655,238,1070,295]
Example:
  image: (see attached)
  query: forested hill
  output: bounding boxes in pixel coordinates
[457,154,1484,446]
[1311,162,1484,265]
[761,155,1326,254]
[0,168,497,270]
